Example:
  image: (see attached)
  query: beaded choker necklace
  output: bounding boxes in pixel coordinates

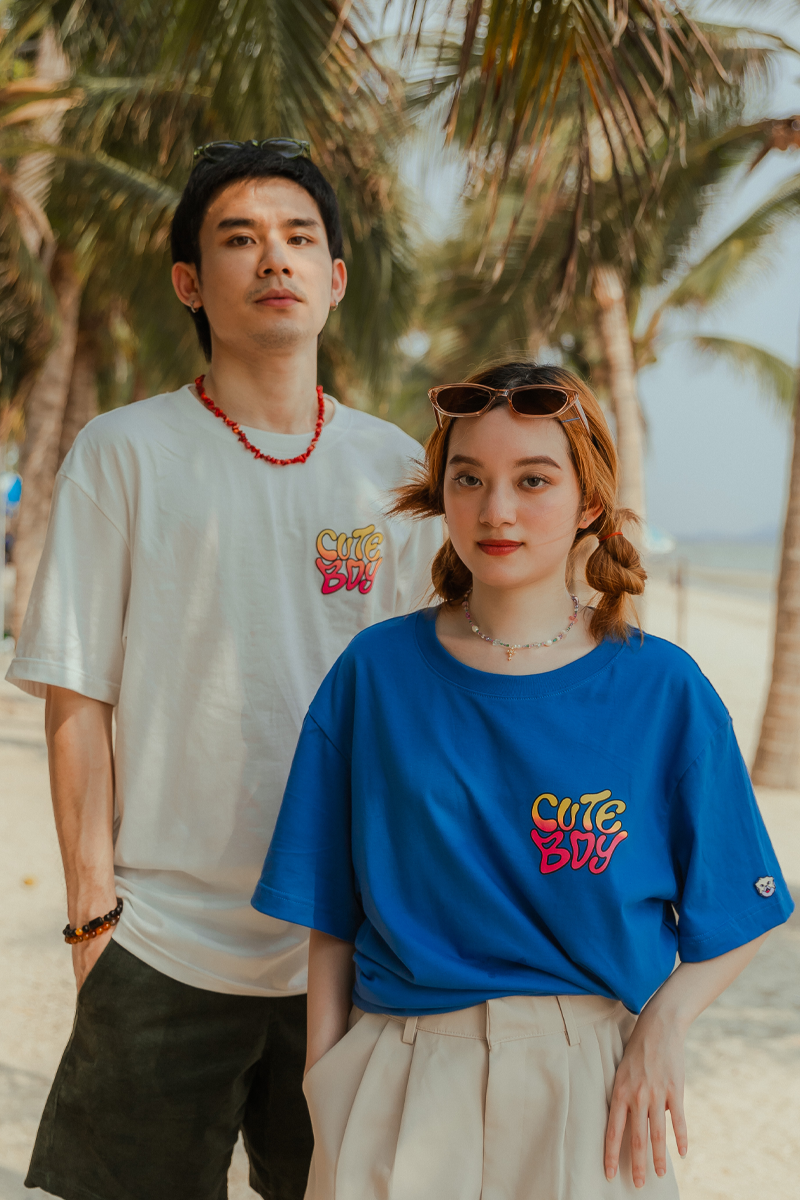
[463,593,580,660]
[195,374,325,466]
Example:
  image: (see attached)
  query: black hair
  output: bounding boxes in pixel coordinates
[170,145,345,360]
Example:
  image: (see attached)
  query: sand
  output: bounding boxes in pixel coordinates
[0,576,798,1199]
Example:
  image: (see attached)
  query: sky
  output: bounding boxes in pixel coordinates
[400,2,800,541]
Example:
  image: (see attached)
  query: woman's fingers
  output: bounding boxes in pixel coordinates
[649,1100,668,1179]
[668,1089,689,1159]
[629,1092,650,1188]
[604,1092,628,1180]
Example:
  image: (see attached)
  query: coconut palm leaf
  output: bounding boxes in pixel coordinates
[689,334,796,411]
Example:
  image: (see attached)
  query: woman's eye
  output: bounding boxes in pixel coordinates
[522,475,548,489]
[454,473,481,487]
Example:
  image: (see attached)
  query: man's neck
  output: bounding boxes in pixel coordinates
[199,342,324,434]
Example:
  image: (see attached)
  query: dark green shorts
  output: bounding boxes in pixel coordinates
[26,939,313,1200]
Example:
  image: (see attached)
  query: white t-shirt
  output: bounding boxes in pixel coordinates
[7,386,440,994]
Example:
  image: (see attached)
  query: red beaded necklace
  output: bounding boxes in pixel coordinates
[194,374,326,466]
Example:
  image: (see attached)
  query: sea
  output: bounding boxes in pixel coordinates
[646,537,780,599]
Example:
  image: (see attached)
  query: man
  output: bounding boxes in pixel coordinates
[7,140,439,1200]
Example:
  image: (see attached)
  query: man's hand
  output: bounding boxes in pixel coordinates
[72,929,114,991]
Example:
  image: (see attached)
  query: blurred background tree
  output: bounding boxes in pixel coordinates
[2,0,800,779]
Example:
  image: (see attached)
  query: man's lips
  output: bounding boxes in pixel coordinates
[477,540,522,556]
[255,290,300,308]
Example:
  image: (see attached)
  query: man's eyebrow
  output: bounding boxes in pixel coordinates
[215,216,321,231]
[216,216,256,230]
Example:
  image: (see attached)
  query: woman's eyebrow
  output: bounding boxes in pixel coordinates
[515,456,561,469]
[449,454,482,466]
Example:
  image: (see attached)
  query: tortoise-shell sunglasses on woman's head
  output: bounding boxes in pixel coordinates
[428,383,591,434]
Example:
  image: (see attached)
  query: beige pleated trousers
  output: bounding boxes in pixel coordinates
[302,993,678,1200]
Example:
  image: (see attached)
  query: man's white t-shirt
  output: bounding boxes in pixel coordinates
[7,386,440,994]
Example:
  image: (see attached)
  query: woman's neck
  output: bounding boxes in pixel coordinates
[435,574,597,677]
[467,577,575,646]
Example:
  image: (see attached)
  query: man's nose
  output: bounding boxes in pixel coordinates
[258,235,292,276]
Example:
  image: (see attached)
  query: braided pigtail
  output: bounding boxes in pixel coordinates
[584,510,647,642]
[431,539,472,603]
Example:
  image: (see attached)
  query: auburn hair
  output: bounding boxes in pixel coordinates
[391,360,646,644]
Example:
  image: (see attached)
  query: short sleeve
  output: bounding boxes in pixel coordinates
[672,720,794,961]
[251,711,362,942]
[6,474,130,704]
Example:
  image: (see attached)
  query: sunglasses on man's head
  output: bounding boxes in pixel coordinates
[192,138,311,165]
[428,383,591,434]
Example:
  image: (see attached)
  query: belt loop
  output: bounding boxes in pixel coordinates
[557,996,581,1047]
[402,1017,418,1045]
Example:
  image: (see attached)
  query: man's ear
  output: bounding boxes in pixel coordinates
[172,261,202,308]
[330,258,347,308]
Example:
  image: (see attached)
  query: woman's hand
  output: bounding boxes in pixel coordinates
[604,1007,687,1187]
[605,932,769,1186]
[305,929,356,1077]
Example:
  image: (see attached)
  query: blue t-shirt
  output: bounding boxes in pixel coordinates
[252,608,792,1016]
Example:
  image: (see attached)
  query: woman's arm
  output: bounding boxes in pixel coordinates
[305,929,356,1076]
[605,932,769,1188]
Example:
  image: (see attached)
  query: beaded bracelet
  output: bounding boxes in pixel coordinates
[63,899,123,945]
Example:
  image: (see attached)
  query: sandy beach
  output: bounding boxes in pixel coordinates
[0,575,798,1200]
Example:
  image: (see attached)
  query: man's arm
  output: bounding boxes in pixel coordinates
[45,685,116,990]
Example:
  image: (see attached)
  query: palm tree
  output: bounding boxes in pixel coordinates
[398,8,783,523]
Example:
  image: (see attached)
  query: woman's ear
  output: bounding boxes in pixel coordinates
[578,495,604,529]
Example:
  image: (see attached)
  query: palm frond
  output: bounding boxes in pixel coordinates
[689,334,797,411]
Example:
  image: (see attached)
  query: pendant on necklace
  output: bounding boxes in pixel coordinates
[506,648,516,661]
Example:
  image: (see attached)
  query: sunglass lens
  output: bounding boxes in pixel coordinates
[511,387,568,416]
[434,386,492,415]
[196,141,243,163]
[261,138,307,158]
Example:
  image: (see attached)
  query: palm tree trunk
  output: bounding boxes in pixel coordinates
[751,380,800,789]
[593,264,647,522]
[57,328,98,469]
[11,247,82,638]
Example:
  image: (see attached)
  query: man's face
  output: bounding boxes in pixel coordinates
[175,175,346,355]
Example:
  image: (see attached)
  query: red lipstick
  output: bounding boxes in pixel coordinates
[477,540,522,556]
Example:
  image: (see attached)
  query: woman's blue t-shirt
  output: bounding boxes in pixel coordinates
[252,608,792,1016]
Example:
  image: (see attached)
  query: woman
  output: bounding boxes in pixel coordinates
[252,361,792,1199]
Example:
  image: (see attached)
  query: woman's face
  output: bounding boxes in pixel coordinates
[442,404,597,591]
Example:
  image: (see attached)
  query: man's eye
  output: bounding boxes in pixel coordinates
[228,235,254,246]
[288,235,310,245]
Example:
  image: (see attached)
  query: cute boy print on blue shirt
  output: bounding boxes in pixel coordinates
[531,788,628,874]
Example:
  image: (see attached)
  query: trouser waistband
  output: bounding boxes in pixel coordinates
[385,994,623,1049]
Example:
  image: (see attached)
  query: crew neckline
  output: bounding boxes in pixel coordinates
[414,606,625,699]
[181,384,350,454]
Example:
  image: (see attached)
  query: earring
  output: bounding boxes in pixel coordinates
[190,300,202,314]
[330,300,339,310]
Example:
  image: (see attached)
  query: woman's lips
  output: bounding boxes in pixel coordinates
[477,540,522,556]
